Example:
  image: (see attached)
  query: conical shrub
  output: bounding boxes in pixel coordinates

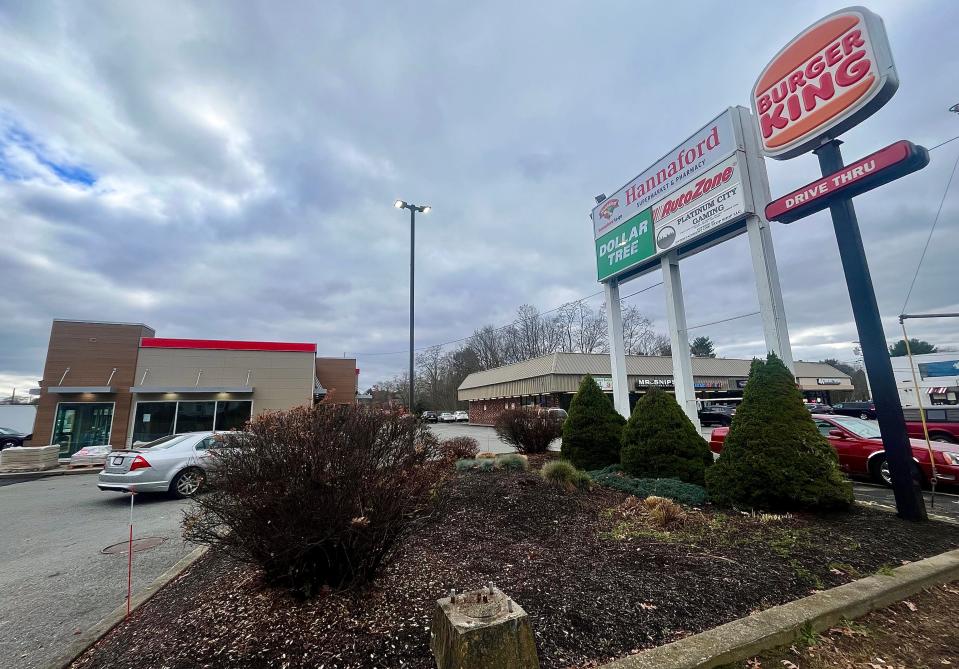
[561,375,626,470]
[621,386,713,485]
[705,352,853,511]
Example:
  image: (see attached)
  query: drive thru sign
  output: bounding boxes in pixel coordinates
[755,6,929,521]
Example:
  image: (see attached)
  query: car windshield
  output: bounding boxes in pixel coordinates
[0,427,17,435]
[139,434,192,450]
[831,416,882,439]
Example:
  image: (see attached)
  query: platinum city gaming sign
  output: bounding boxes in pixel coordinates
[593,107,762,282]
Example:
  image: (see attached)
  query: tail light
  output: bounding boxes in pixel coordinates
[130,455,151,471]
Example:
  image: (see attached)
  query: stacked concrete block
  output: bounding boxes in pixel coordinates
[0,445,60,472]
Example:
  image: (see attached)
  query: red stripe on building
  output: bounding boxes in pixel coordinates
[140,337,317,353]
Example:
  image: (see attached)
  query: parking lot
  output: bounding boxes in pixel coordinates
[0,474,194,669]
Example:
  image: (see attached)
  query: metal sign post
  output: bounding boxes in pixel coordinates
[814,140,926,521]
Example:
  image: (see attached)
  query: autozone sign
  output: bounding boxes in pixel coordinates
[752,7,898,160]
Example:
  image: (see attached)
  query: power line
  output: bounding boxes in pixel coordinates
[900,146,959,314]
[687,311,760,331]
[929,134,959,152]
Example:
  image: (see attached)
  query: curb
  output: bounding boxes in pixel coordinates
[0,467,100,480]
[46,543,210,669]
[598,547,959,669]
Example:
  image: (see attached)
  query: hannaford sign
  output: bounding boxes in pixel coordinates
[817,378,842,385]
[752,6,898,160]
[765,140,928,223]
[593,107,761,282]
[592,110,737,240]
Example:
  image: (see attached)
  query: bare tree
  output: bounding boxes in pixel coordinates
[649,333,672,356]
[467,325,504,370]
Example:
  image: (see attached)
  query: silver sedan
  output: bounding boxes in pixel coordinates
[97,432,236,498]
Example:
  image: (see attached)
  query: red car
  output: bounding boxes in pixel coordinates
[709,414,959,486]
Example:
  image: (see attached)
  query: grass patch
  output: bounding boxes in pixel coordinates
[541,460,591,490]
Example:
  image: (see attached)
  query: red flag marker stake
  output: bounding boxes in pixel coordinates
[127,489,135,616]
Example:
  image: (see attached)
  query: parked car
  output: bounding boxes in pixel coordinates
[708,414,959,486]
[546,407,568,423]
[903,407,959,444]
[421,411,439,423]
[832,401,876,420]
[438,412,456,423]
[0,426,31,449]
[453,410,469,422]
[804,403,834,414]
[698,404,736,426]
[97,431,244,498]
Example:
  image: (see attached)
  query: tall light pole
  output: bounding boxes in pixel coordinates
[394,199,430,412]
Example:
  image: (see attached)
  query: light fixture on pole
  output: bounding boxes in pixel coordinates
[394,200,430,412]
[949,103,959,114]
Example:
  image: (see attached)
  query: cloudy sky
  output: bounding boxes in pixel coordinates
[2,0,958,393]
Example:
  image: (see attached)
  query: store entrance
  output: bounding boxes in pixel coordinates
[52,402,115,457]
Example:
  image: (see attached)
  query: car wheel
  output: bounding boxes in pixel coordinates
[870,456,922,487]
[859,412,870,420]
[930,433,957,444]
[0,439,17,449]
[170,468,206,499]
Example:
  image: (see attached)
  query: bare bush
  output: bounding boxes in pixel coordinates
[439,436,479,463]
[494,408,562,454]
[182,404,442,596]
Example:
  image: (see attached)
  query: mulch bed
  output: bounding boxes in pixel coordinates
[731,581,959,668]
[73,469,959,669]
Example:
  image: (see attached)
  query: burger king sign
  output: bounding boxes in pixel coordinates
[752,6,898,160]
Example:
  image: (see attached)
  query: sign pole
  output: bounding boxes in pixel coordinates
[127,490,135,616]
[660,253,699,428]
[814,139,926,521]
[604,279,631,419]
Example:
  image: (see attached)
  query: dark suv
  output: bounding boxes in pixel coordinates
[698,404,736,426]
[420,411,439,423]
[832,401,876,420]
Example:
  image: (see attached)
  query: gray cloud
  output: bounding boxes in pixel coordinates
[1,0,958,393]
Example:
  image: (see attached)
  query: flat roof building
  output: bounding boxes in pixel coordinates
[458,352,852,425]
[33,320,357,456]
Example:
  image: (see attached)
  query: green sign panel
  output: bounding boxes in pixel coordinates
[595,209,654,281]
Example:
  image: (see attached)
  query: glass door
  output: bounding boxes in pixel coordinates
[52,403,115,457]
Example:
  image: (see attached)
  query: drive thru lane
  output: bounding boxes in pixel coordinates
[0,473,194,669]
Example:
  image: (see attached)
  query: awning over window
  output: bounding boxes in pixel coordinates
[927,387,952,394]
[47,386,115,394]
[129,386,254,394]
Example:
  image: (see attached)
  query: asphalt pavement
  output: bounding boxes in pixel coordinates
[0,473,194,669]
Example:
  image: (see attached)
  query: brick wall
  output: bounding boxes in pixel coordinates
[467,394,562,425]
[467,398,511,426]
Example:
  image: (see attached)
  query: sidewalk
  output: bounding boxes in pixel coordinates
[0,465,100,485]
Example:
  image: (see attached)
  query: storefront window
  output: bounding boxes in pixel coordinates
[52,403,114,457]
[132,402,177,444]
[175,401,216,433]
[215,401,252,431]
[131,399,254,444]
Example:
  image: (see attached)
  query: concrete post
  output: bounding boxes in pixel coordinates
[746,216,796,374]
[604,279,631,419]
[738,106,795,374]
[661,253,700,428]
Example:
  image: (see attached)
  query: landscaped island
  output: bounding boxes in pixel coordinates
[71,356,959,668]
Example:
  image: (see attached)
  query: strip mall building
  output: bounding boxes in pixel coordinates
[458,352,852,425]
[33,320,357,456]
